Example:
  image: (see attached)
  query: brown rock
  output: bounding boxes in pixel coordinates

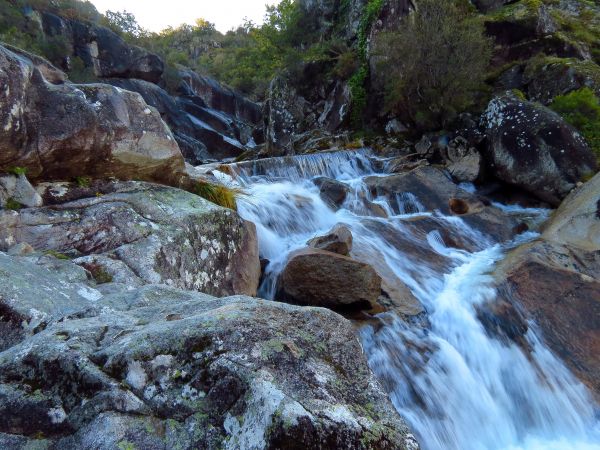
[307,224,353,256]
[494,173,600,396]
[276,248,382,312]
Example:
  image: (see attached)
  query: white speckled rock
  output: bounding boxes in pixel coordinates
[481,92,597,206]
[0,252,418,450]
[0,181,260,297]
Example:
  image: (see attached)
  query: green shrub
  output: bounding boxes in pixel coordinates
[376,0,492,130]
[44,250,71,260]
[68,56,96,83]
[550,87,600,160]
[75,176,91,187]
[8,166,27,176]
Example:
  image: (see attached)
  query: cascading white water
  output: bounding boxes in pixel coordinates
[223,149,600,450]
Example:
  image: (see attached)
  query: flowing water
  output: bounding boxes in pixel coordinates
[219,149,600,450]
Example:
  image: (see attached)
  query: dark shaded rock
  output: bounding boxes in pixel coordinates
[276,248,382,312]
[41,11,164,83]
[314,176,351,208]
[307,223,353,255]
[524,57,600,104]
[481,92,597,205]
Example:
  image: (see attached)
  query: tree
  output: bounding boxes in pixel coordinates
[376,0,492,130]
[104,10,145,38]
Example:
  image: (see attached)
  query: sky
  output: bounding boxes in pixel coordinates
[90,0,277,33]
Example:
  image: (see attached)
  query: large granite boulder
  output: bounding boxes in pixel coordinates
[0,44,184,184]
[0,252,419,450]
[481,92,597,206]
[276,248,382,312]
[0,181,260,297]
[495,172,600,396]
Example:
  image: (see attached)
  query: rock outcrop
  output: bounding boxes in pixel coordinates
[365,166,520,241]
[0,251,418,450]
[40,11,164,83]
[495,172,600,396]
[481,92,597,206]
[107,77,260,164]
[0,181,260,297]
[0,44,184,184]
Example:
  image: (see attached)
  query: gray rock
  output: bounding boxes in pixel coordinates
[40,11,164,83]
[0,181,260,298]
[444,136,482,183]
[0,174,43,208]
[6,242,34,257]
[481,92,597,206]
[0,252,418,449]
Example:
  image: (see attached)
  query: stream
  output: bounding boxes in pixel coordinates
[220,149,600,450]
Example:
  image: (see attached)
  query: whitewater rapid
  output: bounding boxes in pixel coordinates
[221,149,600,450]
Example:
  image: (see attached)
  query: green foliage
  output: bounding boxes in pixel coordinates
[74,176,91,187]
[4,198,23,210]
[550,87,600,160]
[44,250,71,260]
[68,56,96,83]
[8,166,27,176]
[194,182,240,210]
[347,0,384,127]
[103,10,145,39]
[377,0,492,130]
[348,65,369,127]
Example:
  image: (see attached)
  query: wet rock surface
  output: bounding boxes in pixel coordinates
[496,173,600,396]
[0,252,417,450]
[307,223,353,256]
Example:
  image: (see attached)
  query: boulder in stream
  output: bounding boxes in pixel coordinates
[276,248,382,312]
[307,223,353,256]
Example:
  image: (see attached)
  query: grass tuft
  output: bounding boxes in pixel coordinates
[194,182,241,210]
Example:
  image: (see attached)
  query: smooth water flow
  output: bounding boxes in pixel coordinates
[222,149,600,450]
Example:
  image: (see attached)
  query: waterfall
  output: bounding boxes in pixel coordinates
[223,149,600,450]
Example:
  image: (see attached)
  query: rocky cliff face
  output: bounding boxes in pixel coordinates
[7,8,264,165]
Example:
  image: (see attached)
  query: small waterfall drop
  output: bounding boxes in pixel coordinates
[224,149,600,450]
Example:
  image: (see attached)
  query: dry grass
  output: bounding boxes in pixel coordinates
[194,182,242,210]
